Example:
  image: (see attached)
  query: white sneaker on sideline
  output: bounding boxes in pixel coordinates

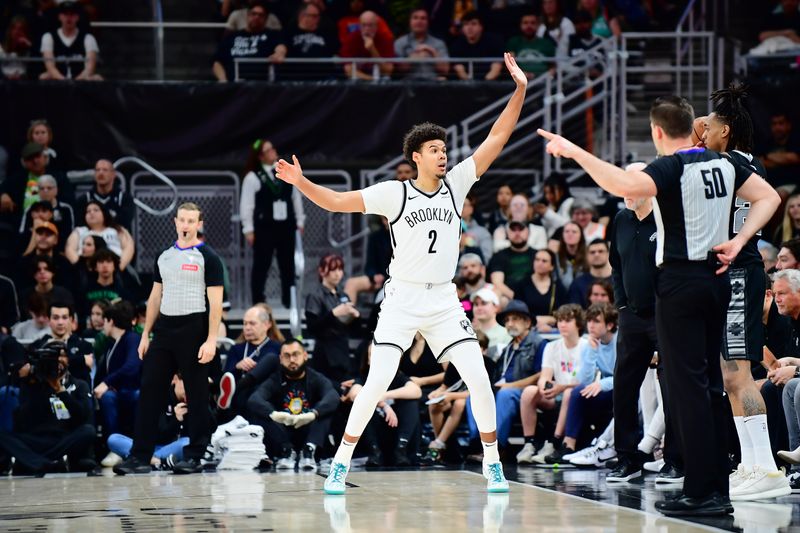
[730,466,791,501]
[777,446,800,464]
[562,443,591,463]
[729,463,750,490]
[101,452,123,467]
[570,444,617,467]
[516,442,536,464]
[643,458,664,473]
[276,451,297,470]
[531,441,554,464]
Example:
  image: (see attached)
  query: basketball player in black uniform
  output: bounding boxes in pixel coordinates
[538,95,780,516]
[699,84,790,500]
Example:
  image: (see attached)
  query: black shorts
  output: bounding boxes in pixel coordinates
[721,264,765,362]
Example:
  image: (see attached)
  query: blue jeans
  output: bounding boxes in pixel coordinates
[565,384,614,439]
[0,386,20,432]
[99,389,140,435]
[466,387,522,447]
[107,433,189,461]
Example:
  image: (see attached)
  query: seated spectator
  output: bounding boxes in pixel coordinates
[484,184,512,233]
[80,249,133,321]
[344,217,391,303]
[212,1,287,82]
[347,343,422,466]
[537,0,574,57]
[467,300,544,452]
[550,221,588,288]
[400,333,445,395]
[394,7,449,81]
[282,2,339,80]
[450,11,504,81]
[306,253,359,386]
[1,16,34,80]
[0,342,96,474]
[570,199,606,242]
[94,302,142,449]
[568,239,612,307]
[27,119,60,171]
[340,10,394,80]
[588,278,614,306]
[578,0,621,38]
[19,177,75,248]
[758,113,800,189]
[17,220,75,288]
[458,253,491,302]
[0,274,19,333]
[19,255,74,317]
[568,10,603,58]
[75,159,135,232]
[65,201,135,272]
[533,173,575,237]
[461,193,493,263]
[761,242,780,273]
[0,332,26,431]
[488,222,536,302]
[337,0,394,45]
[19,202,56,256]
[512,249,567,333]
[39,2,101,80]
[492,195,548,253]
[31,301,92,385]
[470,288,512,361]
[423,331,495,465]
[507,12,556,78]
[518,304,587,464]
[757,0,800,45]
[777,238,800,270]
[545,303,617,463]
[224,0,282,32]
[774,193,800,246]
[10,292,51,341]
[75,234,107,292]
[247,338,339,472]
[105,374,190,469]
[80,299,109,340]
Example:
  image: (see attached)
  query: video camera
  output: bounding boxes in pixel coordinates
[27,342,67,382]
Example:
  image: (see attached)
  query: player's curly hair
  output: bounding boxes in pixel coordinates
[709,82,754,153]
[402,122,447,169]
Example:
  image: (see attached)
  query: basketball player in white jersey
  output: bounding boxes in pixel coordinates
[275,53,527,494]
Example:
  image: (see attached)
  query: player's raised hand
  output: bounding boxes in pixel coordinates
[275,155,303,185]
[504,52,527,88]
[537,129,580,159]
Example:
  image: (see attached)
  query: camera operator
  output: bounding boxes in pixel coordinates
[31,302,93,385]
[0,342,97,475]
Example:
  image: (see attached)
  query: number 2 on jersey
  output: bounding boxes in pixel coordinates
[428,230,437,253]
[732,197,761,236]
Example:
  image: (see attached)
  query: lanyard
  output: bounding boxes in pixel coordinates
[244,339,269,361]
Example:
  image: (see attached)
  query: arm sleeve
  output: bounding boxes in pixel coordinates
[312,375,340,417]
[247,378,279,415]
[305,291,337,334]
[642,156,682,194]
[40,33,54,53]
[292,187,306,229]
[541,343,555,371]
[240,172,259,234]
[84,34,99,54]
[599,374,614,391]
[540,207,570,234]
[487,252,506,275]
[434,38,449,58]
[117,193,135,229]
[609,237,628,308]
[576,344,597,385]
[202,248,225,287]
[360,180,405,220]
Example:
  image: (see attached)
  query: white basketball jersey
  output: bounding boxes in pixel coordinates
[361,157,478,284]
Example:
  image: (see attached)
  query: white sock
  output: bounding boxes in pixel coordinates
[638,434,660,454]
[482,440,500,463]
[333,439,356,465]
[744,414,777,471]
[734,416,754,467]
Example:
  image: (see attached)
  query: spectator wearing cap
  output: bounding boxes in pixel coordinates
[488,220,536,302]
[39,1,102,80]
[460,193,493,263]
[465,299,544,451]
[19,176,74,250]
[471,288,512,362]
[213,1,287,82]
[19,202,56,256]
[16,221,76,291]
[492,194,548,253]
[568,10,603,58]
[511,248,567,333]
[75,159,135,232]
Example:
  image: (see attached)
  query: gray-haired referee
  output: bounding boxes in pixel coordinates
[538,95,780,517]
[114,202,224,475]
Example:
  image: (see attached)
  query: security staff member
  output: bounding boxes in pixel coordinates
[538,95,780,517]
[240,140,305,307]
[113,202,224,476]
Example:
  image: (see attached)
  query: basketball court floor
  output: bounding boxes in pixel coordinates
[2,464,796,532]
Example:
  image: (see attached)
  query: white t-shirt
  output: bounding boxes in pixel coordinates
[360,157,478,284]
[541,336,586,385]
[40,29,99,54]
[536,18,575,57]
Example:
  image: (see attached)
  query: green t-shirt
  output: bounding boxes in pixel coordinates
[506,36,556,74]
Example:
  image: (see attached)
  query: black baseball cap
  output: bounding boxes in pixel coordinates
[21,142,45,159]
[507,220,527,231]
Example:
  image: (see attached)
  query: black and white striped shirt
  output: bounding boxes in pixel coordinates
[643,148,752,267]
[153,242,224,316]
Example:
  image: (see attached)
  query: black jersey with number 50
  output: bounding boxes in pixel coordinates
[727,150,768,268]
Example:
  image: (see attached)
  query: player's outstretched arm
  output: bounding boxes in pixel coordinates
[537,129,657,198]
[472,53,528,177]
[275,155,366,213]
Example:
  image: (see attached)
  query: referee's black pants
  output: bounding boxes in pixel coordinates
[131,313,211,462]
[656,263,731,498]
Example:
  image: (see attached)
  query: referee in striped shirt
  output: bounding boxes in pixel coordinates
[538,96,780,517]
[114,202,224,475]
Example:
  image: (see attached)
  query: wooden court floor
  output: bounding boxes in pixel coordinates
[0,467,763,532]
